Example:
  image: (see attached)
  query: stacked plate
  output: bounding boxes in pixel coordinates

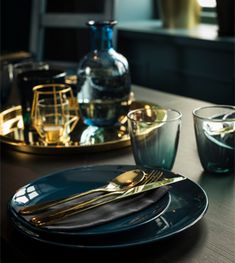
[9,165,208,249]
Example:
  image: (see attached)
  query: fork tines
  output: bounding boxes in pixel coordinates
[144,170,163,184]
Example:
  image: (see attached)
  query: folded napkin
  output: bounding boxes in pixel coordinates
[15,186,169,232]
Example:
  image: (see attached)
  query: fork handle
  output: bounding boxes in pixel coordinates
[20,170,162,215]
[19,187,111,215]
[30,191,123,227]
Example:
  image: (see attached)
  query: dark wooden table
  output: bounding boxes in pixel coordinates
[1,85,234,263]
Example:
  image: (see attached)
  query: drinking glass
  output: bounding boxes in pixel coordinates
[31,84,79,144]
[0,52,33,108]
[13,60,49,77]
[127,106,182,170]
[193,105,235,174]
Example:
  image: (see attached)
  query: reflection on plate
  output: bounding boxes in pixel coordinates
[0,100,158,154]
[9,165,208,249]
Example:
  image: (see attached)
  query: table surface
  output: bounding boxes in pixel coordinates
[1,85,234,263]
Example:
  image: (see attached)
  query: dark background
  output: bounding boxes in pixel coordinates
[0,0,106,61]
[1,0,234,105]
[1,0,32,53]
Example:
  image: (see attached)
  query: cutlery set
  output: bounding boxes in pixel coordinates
[19,169,186,227]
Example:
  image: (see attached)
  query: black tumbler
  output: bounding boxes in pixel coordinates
[16,69,66,141]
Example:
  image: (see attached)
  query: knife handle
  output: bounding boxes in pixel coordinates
[19,187,114,215]
[30,190,123,227]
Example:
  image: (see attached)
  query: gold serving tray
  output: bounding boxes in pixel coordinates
[0,101,157,154]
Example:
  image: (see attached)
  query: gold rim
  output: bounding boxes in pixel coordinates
[0,101,159,154]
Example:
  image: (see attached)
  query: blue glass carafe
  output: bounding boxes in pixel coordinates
[76,20,132,127]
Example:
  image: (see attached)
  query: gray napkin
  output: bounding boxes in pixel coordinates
[17,186,169,232]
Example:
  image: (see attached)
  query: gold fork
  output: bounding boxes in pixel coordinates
[30,170,164,227]
[20,169,163,215]
[143,169,163,184]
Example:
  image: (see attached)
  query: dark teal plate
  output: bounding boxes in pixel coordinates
[9,165,208,249]
[9,165,170,236]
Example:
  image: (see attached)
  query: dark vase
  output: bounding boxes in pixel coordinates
[216,0,235,36]
[76,20,132,127]
[158,0,201,29]
[0,52,33,109]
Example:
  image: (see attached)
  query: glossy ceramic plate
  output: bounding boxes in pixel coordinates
[9,165,208,249]
[0,100,158,154]
[9,165,170,236]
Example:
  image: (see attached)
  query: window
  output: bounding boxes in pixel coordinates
[198,0,217,24]
[198,0,216,8]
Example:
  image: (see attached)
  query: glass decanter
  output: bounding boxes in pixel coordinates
[76,20,132,127]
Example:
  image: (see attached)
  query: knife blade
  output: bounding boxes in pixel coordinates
[30,175,186,227]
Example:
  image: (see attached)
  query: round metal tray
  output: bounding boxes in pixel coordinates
[0,101,157,154]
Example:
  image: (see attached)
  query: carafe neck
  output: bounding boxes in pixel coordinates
[88,20,116,51]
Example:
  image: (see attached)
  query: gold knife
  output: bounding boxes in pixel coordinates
[30,176,186,227]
